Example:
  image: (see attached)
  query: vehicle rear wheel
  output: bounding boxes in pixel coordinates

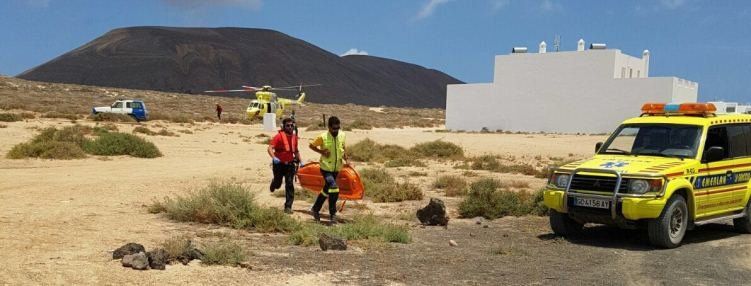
[733,199,751,233]
[648,195,688,248]
[549,210,583,237]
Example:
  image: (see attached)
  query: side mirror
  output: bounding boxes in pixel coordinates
[703,146,725,163]
[595,142,603,154]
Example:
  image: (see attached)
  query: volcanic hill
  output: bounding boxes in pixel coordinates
[18,27,462,108]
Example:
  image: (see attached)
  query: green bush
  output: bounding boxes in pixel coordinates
[84,133,162,158]
[469,155,501,171]
[42,111,78,120]
[410,140,464,159]
[360,168,423,202]
[458,178,535,219]
[160,236,194,260]
[0,113,22,122]
[529,188,549,216]
[348,139,411,163]
[290,214,410,246]
[432,175,468,197]
[383,158,425,168]
[347,119,373,130]
[201,240,246,266]
[132,126,155,135]
[150,182,300,233]
[6,126,90,159]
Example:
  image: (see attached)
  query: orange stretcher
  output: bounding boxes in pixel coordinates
[296,162,365,201]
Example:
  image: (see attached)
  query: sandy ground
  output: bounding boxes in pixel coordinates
[2,118,750,285]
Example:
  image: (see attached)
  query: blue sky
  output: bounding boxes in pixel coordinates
[1,0,749,102]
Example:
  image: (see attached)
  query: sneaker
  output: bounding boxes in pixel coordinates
[312,212,320,222]
[284,208,293,214]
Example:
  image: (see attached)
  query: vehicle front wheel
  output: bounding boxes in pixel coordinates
[733,199,751,233]
[549,210,583,237]
[648,195,688,248]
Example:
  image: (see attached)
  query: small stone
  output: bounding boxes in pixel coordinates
[113,243,145,259]
[469,232,475,237]
[483,225,489,228]
[449,240,458,247]
[129,252,149,270]
[239,261,252,269]
[319,233,347,251]
[147,249,168,270]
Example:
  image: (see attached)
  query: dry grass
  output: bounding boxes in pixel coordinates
[458,179,547,219]
[201,240,247,266]
[432,175,469,197]
[359,168,423,203]
[0,76,444,127]
[0,113,22,122]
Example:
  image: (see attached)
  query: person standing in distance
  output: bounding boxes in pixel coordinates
[308,116,349,224]
[215,103,223,121]
[268,118,301,214]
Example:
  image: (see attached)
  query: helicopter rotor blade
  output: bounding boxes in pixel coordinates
[273,84,322,90]
[204,89,254,93]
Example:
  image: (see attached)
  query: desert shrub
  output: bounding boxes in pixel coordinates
[89,113,136,122]
[20,112,35,119]
[42,111,78,120]
[529,188,549,216]
[347,119,373,130]
[359,168,422,202]
[178,129,193,134]
[84,133,162,158]
[348,138,411,163]
[289,214,410,246]
[497,163,541,177]
[432,175,468,197]
[7,141,86,159]
[0,124,6,128]
[97,123,119,132]
[0,113,21,122]
[160,236,194,260]
[170,115,194,124]
[201,240,246,266]
[383,158,425,168]
[150,182,299,233]
[410,140,464,159]
[6,126,90,159]
[470,155,501,171]
[156,129,178,137]
[132,126,155,135]
[459,178,533,219]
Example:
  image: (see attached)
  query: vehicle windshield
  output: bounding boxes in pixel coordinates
[599,124,702,159]
[249,102,259,108]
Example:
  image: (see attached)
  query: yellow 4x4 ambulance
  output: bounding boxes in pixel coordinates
[544,102,751,248]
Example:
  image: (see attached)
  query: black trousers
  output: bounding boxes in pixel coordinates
[312,170,339,217]
[271,163,296,209]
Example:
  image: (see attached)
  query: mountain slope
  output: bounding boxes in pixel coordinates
[18,27,462,108]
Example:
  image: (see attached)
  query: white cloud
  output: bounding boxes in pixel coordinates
[162,0,262,10]
[25,0,50,8]
[540,0,562,12]
[491,0,510,11]
[340,48,369,57]
[415,0,452,20]
[660,0,687,9]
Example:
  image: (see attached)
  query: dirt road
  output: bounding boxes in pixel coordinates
[1,119,749,285]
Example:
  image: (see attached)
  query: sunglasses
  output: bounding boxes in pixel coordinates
[284,124,295,127]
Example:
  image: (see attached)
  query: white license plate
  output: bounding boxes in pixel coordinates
[574,198,610,209]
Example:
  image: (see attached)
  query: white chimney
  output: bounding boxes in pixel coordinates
[539,41,547,53]
[577,39,585,51]
[642,50,650,77]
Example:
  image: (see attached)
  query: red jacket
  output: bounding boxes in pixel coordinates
[270,131,298,163]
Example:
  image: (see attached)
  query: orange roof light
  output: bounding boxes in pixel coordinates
[640,102,716,116]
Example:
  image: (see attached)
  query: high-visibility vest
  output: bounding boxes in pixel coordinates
[278,131,297,153]
[318,131,346,172]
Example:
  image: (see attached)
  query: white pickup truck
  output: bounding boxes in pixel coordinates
[92,99,148,121]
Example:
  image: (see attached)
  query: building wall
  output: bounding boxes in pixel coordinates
[446,49,699,133]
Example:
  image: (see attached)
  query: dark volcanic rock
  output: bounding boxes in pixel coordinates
[113,243,145,259]
[319,233,347,251]
[18,27,463,108]
[417,198,449,226]
[147,249,169,270]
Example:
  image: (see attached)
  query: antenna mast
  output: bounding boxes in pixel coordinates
[553,35,561,52]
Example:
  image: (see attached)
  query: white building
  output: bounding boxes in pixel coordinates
[446,40,699,133]
[708,101,751,114]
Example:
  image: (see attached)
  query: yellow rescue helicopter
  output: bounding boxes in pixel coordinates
[204,84,319,119]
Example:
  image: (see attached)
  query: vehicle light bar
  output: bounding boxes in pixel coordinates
[641,102,716,116]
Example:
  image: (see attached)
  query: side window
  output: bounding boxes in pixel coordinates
[704,126,729,160]
[126,102,132,108]
[727,125,750,158]
[113,102,123,108]
[132,102,142,109]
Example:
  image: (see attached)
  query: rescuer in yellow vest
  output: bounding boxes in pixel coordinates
[308,116,349,224]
